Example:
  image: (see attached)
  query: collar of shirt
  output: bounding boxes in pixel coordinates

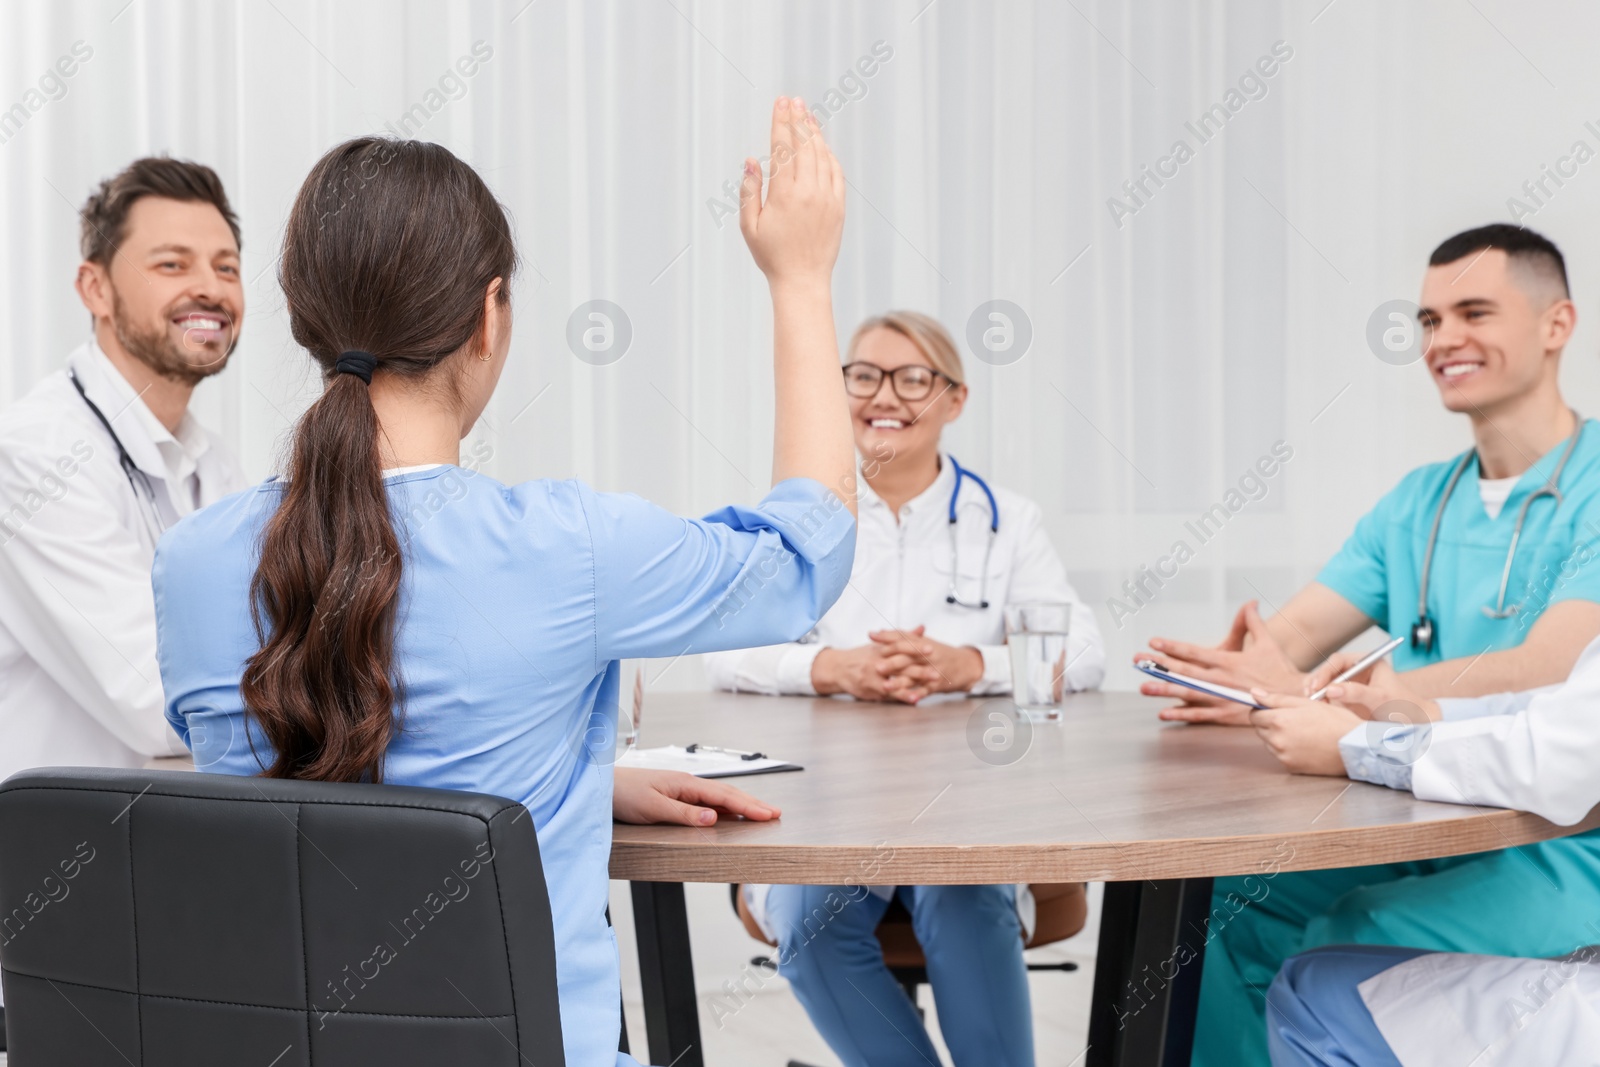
[69,340,213,501]
[857,451,959,528]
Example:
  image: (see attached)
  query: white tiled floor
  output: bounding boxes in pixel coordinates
[610,881,1103,1066]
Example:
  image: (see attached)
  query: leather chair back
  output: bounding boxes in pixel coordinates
[0,768,565,1066]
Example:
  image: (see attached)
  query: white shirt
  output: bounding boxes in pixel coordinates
[0,340,246,781]
[1335,634,1600,1064]
[706,454,1105,696]
[1479,474,1519,520]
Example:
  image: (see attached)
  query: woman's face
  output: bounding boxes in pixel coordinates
[847,327,967,470]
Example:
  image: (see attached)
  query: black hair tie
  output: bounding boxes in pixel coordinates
[334,350,377,385]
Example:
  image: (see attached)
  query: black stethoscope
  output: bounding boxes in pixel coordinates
[68,368,166,540]
[944,454,1000,609]
[1411,414,1583,652]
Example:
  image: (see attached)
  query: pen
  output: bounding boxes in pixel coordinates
[1308,634,1406,702]
[684,743,767,761]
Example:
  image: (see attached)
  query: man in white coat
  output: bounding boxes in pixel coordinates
[0,157,246,784]
[1245,637,1600,1064]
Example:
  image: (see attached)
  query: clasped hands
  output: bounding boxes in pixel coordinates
[1139,601,1441,776]
[812,626,985,704]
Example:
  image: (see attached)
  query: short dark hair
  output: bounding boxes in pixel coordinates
[1429,223,1568,299]
[79,156,241,267]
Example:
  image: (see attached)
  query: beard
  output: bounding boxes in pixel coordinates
[110,288,237,387]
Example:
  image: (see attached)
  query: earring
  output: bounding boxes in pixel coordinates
[479,352,492,362]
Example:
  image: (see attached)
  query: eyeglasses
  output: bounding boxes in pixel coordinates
[841,362,953,402]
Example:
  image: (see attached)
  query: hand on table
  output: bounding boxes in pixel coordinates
[612,768,780,827]
[811,627,984,704]
[1139,601,1305,725]
[867,626,986,704]
[1245,688,1363,776]
[1245,664,1440,776]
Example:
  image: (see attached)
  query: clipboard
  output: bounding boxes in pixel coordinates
[1135,659,1266,709]
[617,744,803,779]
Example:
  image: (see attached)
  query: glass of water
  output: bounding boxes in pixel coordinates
[1005,602,1072,722]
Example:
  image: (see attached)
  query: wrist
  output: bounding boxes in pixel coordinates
[961,646,985,690]
[811,648,841,695]
[767,276,834,303]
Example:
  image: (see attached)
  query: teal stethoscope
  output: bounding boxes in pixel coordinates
[944,454,1000,609]
[1411,414,1583,651]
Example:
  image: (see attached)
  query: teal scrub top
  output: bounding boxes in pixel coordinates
[1317,419,1600,672]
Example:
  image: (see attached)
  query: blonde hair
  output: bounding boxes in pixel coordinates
[846,310,965,386]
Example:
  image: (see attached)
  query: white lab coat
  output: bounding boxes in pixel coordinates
[0,341,246,783]
[705,454,1105,696]
[710,456,1105,941]
[1348,635,1600,1064]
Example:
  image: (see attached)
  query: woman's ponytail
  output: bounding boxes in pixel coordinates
[240,138,516,782]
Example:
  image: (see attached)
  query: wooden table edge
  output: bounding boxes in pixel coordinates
[611,803,1600,884]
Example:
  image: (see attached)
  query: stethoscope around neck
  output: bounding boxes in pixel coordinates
[944,454,1000,609]
[68,367,166,542]
[1411,413,1582,652]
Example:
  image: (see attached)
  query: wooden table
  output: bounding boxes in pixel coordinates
[611,690,1600,1067]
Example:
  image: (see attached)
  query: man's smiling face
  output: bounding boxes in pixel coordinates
[1418,248,1561,416]
[99,195,244,384]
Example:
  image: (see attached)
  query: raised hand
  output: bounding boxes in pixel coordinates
[739,97,846,288]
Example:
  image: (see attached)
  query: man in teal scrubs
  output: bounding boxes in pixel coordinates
[1137,224,1600,1067]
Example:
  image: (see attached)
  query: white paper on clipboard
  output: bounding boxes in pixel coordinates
[617,745,803,779]
[1135,660,1267,709]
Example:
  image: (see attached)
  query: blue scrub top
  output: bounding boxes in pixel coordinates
[152,466,856,1067]
[1317,419,1600,671]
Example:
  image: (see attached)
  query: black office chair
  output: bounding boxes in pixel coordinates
[0,767,568,1066]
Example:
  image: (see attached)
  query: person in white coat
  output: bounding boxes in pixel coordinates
[1241,639,1600,1064]
[0,157,247,784]
[706,312,1103,702]
[707,310,1104,1067]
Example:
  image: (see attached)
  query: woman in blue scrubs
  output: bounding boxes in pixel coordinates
[151,102,856,1067]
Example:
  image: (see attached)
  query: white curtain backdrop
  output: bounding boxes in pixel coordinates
[5,0,1600,689]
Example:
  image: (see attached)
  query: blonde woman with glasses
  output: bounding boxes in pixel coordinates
[707,311,1103,1067]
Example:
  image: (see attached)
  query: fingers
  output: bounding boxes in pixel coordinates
[875,640,933,662]
[1324,680,1378,708]
[1155,701,1252,724]
[681,778,781,821]
[869,626,924,644]
[1147,638,1226,670]
[646,791,719,826]
[1220,604,1251,650]
[653,773,780,825]
[1242,601,1274,645]
[769,96,797,191]
[1302,652,1356,694]
[793,98,821,186]
[1247,687,1307,710]
[737,157,762,241]
[1139,678,1226,705]
[884,664,943,686]
[875,652,920,675]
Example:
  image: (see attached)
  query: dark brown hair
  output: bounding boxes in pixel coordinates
[240,138,516,782]
[80,156,241,266]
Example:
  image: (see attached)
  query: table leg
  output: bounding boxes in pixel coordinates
[1087,877,1214,1067]
[630,880,704,1067]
